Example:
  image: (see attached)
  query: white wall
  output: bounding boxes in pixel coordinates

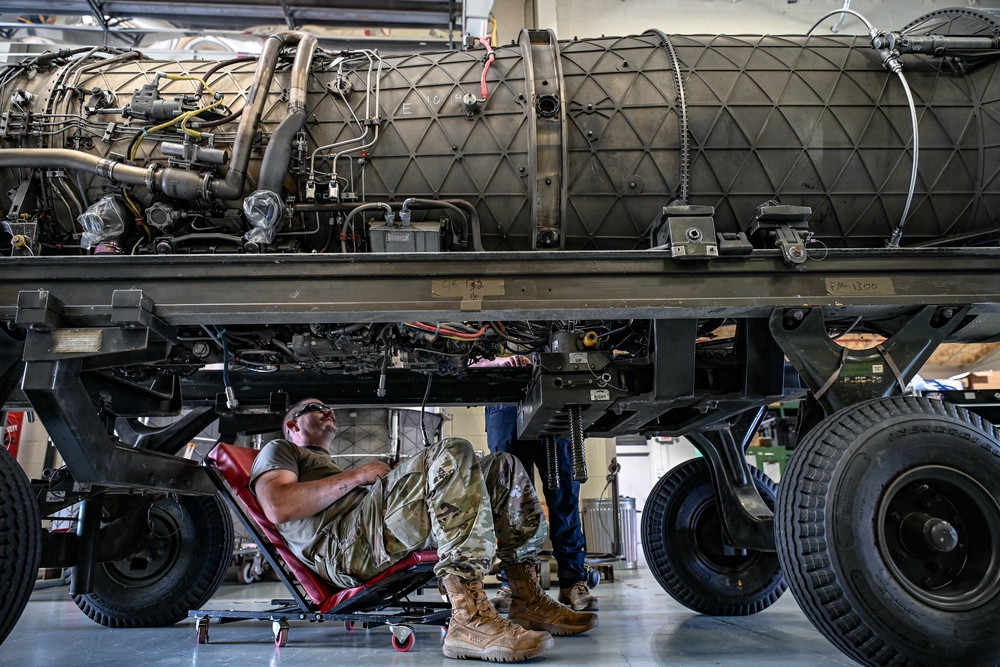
[614,436,700,512]
[13,416,54,478]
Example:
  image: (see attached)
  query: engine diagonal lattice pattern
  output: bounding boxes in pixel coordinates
[2,17,1000,254]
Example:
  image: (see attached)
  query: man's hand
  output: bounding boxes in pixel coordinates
[470,354,531,368]
[356,460,391,484]
[256,460,389,524]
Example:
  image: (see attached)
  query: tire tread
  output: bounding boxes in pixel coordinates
[70,494,233,628]
[776,396,1000,667]
[641,458,786,616]
[0,447,42,644]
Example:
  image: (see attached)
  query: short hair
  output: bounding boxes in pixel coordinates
[282,397,319,440]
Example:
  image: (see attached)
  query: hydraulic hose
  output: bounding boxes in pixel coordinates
[809,7,921,247]
[886,68,920,248]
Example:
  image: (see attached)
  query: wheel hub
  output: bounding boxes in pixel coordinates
[899,512,959,554]
[103,501,184,587]
[878,465,1000,611]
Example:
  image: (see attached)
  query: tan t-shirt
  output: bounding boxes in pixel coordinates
[249,439,368,572]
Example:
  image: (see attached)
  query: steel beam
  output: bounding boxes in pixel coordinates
[179,367,532,408]
[21,359,214,494]
[0,249,996,326]
[0,1,458,29]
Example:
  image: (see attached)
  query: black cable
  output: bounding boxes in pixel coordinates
[420,373,433,447]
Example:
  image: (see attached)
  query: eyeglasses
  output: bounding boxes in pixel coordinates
[291,402,334,420]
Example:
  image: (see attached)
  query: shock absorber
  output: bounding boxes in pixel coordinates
[545,435,560,490]
[568,405,588,483]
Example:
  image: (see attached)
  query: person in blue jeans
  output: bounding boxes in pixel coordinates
[485,402,598,612]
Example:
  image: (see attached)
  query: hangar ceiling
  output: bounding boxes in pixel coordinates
[0,0,461,32]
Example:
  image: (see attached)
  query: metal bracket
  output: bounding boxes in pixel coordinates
[516,348,624,439]
[520,29,567,249]
[652,203,719,258]
[5,178,35,225]
[769,305,970,415]
[19,289,176,369]
[689,408,775,552]
[17,289,213,494]
[744,203,812,265]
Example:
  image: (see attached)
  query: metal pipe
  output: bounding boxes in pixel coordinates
[0,36,290,202]
[341,202,392,252]
[153,33,287,201]
[258,32,318,194]
[830,0,852,33]
[0,149,153,186]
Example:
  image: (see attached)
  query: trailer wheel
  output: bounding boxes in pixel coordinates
[0,446,41,645]
[641,458,786,615]
[70,494,233,627]
[776,397,1000,666]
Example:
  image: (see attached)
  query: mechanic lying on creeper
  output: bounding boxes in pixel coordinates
[250,398,598,662]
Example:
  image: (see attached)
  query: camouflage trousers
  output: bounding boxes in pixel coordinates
[315,437,548,587]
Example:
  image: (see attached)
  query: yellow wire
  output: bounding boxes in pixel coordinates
[161,73,217,97]
[121,188,140,216]
[489,15,498,44]
[178,97,224,137]
[121,188,151,241]
[129,74,224,160]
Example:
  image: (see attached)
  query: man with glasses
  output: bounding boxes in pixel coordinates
[251,398,597,662]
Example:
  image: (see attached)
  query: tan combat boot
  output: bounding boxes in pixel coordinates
[505,561,599,636]
[559,580,599,611]
[490,585,512,614]
[440,573,554,662]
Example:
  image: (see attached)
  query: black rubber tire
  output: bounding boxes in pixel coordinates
[70,493,233,627]
[0,446,41,645]
[641,457,786,615]
[776,397,1000,667]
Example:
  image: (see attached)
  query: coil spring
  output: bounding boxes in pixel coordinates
[545,435,560,491]
[569,405,587,483]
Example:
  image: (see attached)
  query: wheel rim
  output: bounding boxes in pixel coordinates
[877,465,1000,611]
[685,490,765,575]
[101,501,185,588]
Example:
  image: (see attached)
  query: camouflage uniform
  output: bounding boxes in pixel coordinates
[253,437,547,588]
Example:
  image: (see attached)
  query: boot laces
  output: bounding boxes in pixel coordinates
[567,581,590,599]
[523,569,572,612]
[467,578,526,633]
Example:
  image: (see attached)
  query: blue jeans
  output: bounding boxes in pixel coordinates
[484,404,587,584]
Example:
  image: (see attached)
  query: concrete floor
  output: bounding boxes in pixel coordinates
[2,557,858,667]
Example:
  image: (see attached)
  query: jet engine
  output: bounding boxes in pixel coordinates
[0,8,998,258]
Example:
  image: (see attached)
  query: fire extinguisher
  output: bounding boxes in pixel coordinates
[3,411,24,458]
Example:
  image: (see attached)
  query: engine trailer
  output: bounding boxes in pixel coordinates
[1,7,1000,666]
